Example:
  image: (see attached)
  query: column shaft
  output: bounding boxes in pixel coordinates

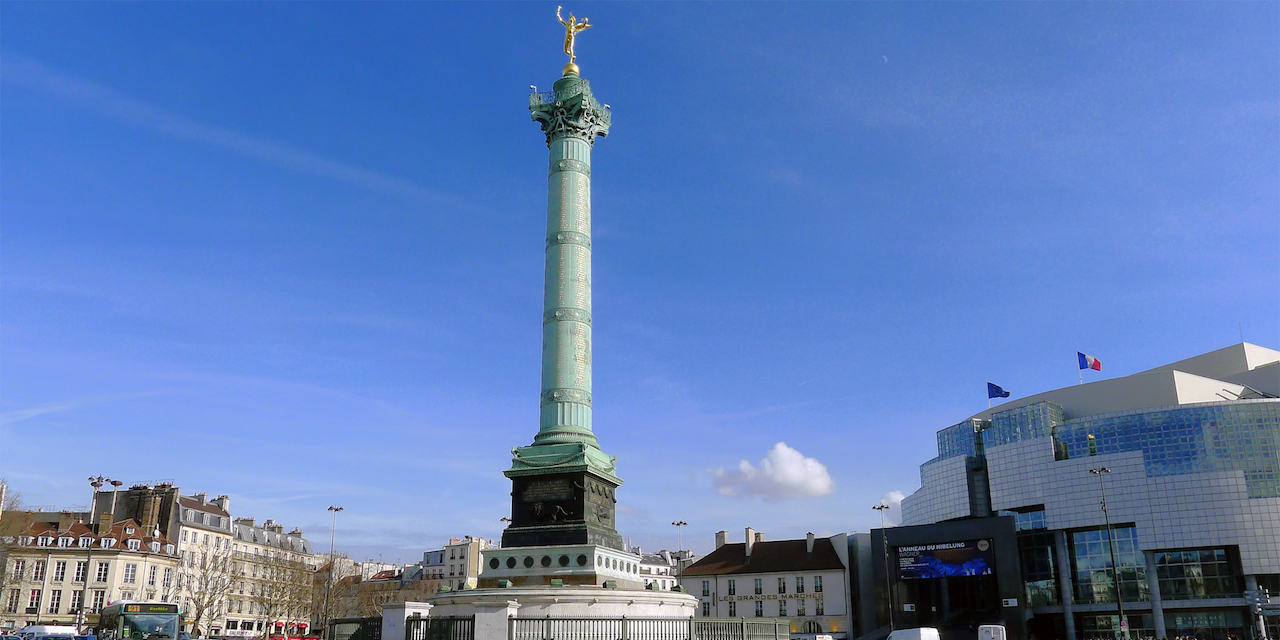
[535,134,596,446]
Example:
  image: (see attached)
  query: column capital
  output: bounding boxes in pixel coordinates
[530,73,611,147]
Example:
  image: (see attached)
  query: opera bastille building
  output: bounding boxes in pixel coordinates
[878,343,1279,640]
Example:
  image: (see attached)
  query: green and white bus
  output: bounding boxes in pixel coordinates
[96,603,181,640]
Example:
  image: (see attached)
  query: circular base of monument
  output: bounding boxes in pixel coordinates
[427,586,698,618]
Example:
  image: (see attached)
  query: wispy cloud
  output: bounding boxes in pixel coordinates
[0,54,449,205]
[877,490,905,526]
[710,442,835,501]
[0,392,164,426]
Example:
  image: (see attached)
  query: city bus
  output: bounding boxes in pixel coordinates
[96,603,181,640]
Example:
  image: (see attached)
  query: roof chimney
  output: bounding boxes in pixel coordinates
[213,495,230,512]
[744,527,756,559]
[806,532,815,557]
[193,492,207,504]
[715,530,727,549]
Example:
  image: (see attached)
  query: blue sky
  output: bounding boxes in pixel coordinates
[2,2,1276,565]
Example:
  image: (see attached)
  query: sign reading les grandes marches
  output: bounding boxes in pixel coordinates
[898,539,994,579]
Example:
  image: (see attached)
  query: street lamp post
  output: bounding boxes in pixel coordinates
[671,520,687,582]
[87,477,105,525]
[873,504,894,632]
[323,506,343,640]
[1089,465,1126,640]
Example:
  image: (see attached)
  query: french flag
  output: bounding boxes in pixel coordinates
[1078,351,1102,371]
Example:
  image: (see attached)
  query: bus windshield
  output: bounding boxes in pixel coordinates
[119,613,178,640]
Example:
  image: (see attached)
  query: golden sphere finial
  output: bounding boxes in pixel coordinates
[563,62,580,76]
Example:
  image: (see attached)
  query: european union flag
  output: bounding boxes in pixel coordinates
[987,382,1011,399]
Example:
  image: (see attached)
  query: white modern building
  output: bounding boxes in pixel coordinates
[897,343,1280,640]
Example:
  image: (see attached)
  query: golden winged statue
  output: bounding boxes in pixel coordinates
[557,6,592,63]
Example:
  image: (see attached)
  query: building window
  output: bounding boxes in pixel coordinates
[53,561,67,582]
[47,590,62,614]
[92,590,105,612]
[779,599,787,617]
[29,589,41,610]
[1070,526,1148,604]
[124,563,138,585]
[814,576,823,593]
[701,602,710,617]
[754,578,762,595]
[816,598,824,615]
[796,576,804,593]
[149,566,157,586]
[75,561,88,582]
[1155,549,1237,600]
[59,537,73,548]
[163,568,173,588]
[702,581,710,597]
[6,590,19,614]
[182,531,188,542]
[11,560,26,581]
[128,539,141,551]
[79,537,92,548]
[778,577,786,594]
[797,600,806,617]
[122,591,134,601]
[33,560,46,581]
[727,579,736,596]
[96,562,110,583]
[728,601,736,617]
[753,600,763,617]
[70,590,83,613]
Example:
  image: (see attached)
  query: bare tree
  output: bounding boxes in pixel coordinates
[179,546,237,637]
[252,552,313,638]
[0,480,31,595]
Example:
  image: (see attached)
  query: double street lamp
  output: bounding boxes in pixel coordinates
[323,506,344,640]
[1088,463,1127,640]
[671,520,687,582]
[872,503,894,632]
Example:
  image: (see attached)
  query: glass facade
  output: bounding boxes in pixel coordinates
[988,403,1065,448]
[1052,400,1280,498]
[937,419,984,460]
[1154,548,1240,599]
[1070,526,1149,604]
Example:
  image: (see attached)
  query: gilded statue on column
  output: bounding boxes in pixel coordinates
[557,6,592,64]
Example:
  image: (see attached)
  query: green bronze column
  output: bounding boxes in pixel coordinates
[532,66,610,447]
[502,60,623,552]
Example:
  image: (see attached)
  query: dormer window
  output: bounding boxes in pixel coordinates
[38,536,54,546]
[165,544,175,554]
[128,539,141,551]
[125,527,135,535]
[101,538,116,548]
[19,536,33,545]
[150,542,160,552]
[203,514,210,525]
[59,537,74,547]
[79,537,93,548]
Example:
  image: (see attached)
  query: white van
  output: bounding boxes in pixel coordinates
[17,626,78,639]
[887,628,941,640]
[979,626,1007,640]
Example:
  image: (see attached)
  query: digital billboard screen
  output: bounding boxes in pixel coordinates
[897,539,994,579]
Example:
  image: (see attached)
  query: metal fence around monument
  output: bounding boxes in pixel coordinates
[507,617,789,640]
[406,616,476,640]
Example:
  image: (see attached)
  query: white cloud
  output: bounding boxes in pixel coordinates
[709,442,835,501]
[877,490,905,527]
